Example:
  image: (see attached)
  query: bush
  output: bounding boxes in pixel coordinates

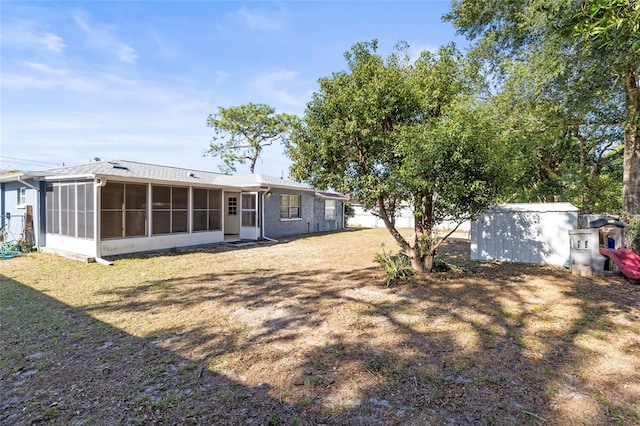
[375,247,414,286]
[344,203,355,227]
[432,252,452,272]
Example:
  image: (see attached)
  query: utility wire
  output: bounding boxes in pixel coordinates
[0,156,63,167]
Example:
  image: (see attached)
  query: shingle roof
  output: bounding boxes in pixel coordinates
[31,160,314,191]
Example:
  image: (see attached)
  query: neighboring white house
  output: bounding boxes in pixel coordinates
[348,203,471,231]
[470,202,579,266]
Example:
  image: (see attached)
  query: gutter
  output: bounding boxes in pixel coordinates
[259,187,278,243]
[17,175,40,250]
[94,178,113,265]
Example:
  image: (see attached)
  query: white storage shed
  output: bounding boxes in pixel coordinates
[470,203,579,266]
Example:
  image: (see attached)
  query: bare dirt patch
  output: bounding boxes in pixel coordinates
[1,228,639,425]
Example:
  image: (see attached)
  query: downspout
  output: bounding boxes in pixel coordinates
[260,187,278,242]
[94,178,113,265]
[17,175,40,250]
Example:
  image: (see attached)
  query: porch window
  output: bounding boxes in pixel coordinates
[101,182,147,239]
[280,194,301,219]
[46,181,94,239]
[325,200,337,220]
[241,194,257,227]
[152,185,188,235]
[193,189,222,231]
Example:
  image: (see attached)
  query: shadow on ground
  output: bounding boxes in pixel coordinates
[1,234,639,425]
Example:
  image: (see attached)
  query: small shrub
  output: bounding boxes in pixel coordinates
[375,247,414,286]
[432,252,452,272]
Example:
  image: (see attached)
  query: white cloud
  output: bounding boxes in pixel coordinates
[21,61,66,75]
[1,20,66,52]
[250,69,308,107]
[73,12,138,63]
[235,6,284,32]
[215,70,230,84]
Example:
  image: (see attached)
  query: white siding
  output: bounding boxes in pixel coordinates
[471,203,578,266]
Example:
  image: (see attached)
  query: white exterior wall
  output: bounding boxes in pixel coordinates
[470,203,578,266]
[349,205,471,231]
[45,234,97,257]
[100,231,224,256]
[349,205,415,229]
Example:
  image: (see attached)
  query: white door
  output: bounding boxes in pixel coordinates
[224,192,240,235]
[240,192,259,240]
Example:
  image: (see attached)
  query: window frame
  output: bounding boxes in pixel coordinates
[192,188,222,232]
[324,199,337,220]
[152,185,189,235]
[18,187,27,207]
[45,181,95,240]
[101,182,148,239]
[280,194,302,220]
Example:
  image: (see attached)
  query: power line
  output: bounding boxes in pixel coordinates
[0,156,63,167]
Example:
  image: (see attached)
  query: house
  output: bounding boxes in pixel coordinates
[0,160,348,262]
[0,174,42,247]
[470,202,579,266]
[348,201,471,232]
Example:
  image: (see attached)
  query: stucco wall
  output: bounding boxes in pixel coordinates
[263,189,343,238]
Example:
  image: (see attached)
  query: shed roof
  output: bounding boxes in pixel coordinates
[488,202,579,213]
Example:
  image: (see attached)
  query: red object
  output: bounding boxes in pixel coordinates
[599,247,640,282]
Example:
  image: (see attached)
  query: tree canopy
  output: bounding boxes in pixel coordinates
[287,41,509,272]
[445,0,639,216]
[205,103,297,174]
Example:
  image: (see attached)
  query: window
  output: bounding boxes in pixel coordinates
[101,182,147,239]
[193,189,222,232]
[46,181,94,239]
[325,200,337,220]
[152,185,188,235]
[241,194,257,227]
[280,194,301,219]
[18,188,27,206]
[228,197,237,215]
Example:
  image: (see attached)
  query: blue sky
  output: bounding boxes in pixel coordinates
[1,1,465,178]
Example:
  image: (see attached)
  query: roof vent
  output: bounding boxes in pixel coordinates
[107,161,128,170]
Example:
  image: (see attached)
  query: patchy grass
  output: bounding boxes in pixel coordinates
[1,228,639,425]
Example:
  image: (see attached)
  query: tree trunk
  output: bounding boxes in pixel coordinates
[378,196,411,250]
[623,69,640,216]
[409,245,433,273]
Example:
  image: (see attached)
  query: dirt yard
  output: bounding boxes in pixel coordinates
[1,228,639,425]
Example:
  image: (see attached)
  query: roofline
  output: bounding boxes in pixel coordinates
[315,191,350,201]
[0,172,34,183]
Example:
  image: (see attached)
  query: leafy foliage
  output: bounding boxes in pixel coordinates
[374,247,414,286]
[206,103,297,174]
[445,0,640,215]
[287,40,509,272]
[343,203,355,227]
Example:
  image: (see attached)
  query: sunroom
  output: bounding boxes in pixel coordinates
[43,178,262,261]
